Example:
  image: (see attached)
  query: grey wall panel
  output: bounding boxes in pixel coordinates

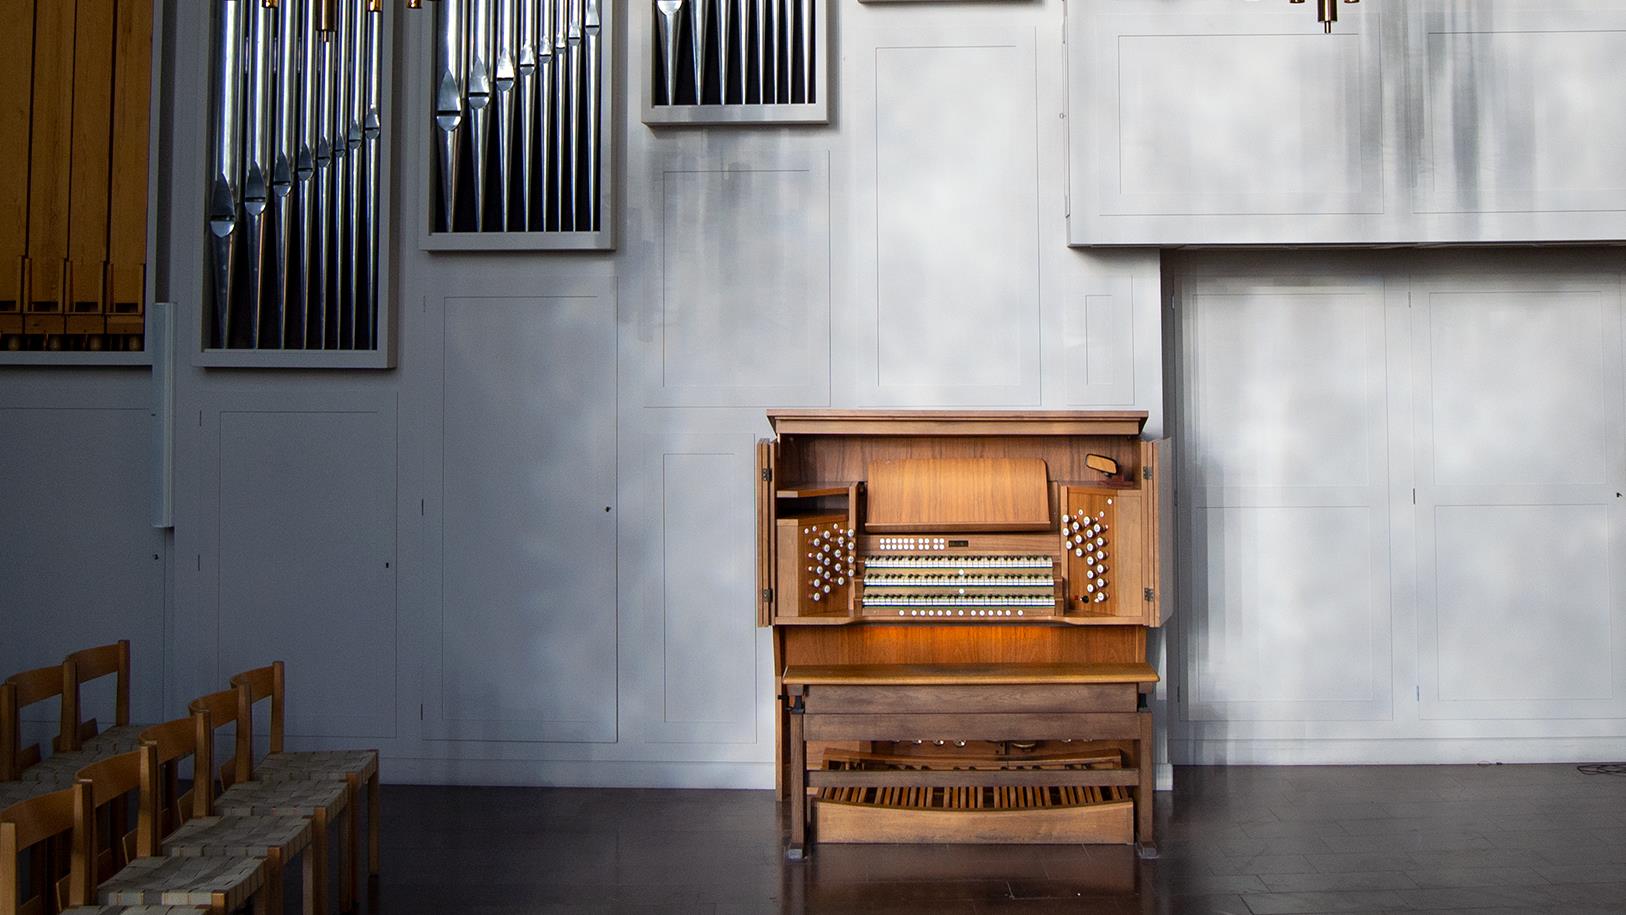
[1065,276,1135,406]
[1177,273,1395,724]
[1410,2,1626,217]
[1071,0,1626,244]
[0,406,165,724]
[428,288,618,743]
[1171,251,1626,764]
[641,156,832,408]
[1411,272,1626,722]
[620,434,761,746]
[845,27,1042,406]
[214,405,398,739]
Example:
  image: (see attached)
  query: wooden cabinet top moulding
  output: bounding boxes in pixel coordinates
[767,410,1149,438]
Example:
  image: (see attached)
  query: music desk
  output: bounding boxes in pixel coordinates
[781,662,1159,860]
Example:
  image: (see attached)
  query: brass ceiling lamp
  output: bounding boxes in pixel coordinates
[1290,0,1359,33]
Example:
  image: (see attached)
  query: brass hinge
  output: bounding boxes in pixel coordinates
[1143,465,1153,480]
[762,588,773,603]
[761,467,773,482]
[1143,587,1155,602]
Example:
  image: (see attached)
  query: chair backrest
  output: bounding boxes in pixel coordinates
[0,665,66,780]
[229,661,285,758]
[61,642,131,752]
[138,712,214,831]
[0,782,94,915]
[74,746,160,884]
[189,686,250,788]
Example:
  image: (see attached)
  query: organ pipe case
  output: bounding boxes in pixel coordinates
[642,0,830,126]
[421,0,616,251]
[199,0,395,368]
[0,0,160,363]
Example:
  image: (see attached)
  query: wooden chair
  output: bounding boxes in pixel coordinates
[1,666,67,781]
[61,643,136,756]
[139,714,320,915]
[0,782,92,915]
[230,663,378,888]
[74,747,271,914]
[190,689,351,915]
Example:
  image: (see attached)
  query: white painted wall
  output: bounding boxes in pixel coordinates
[1168,248,1626,765]
[0,0,1163,788]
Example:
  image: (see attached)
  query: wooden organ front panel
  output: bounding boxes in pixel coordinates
[757,411,1169,856]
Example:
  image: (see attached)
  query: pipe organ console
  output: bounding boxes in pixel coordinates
[756,411,1168,858]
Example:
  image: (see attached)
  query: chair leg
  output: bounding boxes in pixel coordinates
[267,852,286,915]
[303,835,319,915]
[339,789,356,913]
[367,771,380,878]
[251,882,271,915]
[311,809,330,915]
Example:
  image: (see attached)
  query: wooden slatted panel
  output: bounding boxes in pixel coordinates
[25,0,74,329]
[106,0,151,336]
[67,0,116,328]
[0,0,32,329]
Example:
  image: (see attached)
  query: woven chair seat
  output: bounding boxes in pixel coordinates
[98,855,267,909]
[15,748,103,786]
[212,778,348,819]
[252,749,378,784]
[0,779,55,811]
[163,814,312,859]
[80,724,144,754]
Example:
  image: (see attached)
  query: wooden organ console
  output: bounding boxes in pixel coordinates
[756,411,1168,858]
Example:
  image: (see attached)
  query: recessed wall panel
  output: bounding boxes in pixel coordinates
[0,407,163,722]
[1416,19,1626,213]
[656,162,831,406]
[217,408,397,739]
[873,41,1039,396]
[1114,33,1374,213]
[1434,504,1611,703]
[438,295,617,742]
[1426,289,1608,487]
[1192,505,1382,707]
[660,452,756,737]
[1188,284,1381,489]
[1065,277,1135,406]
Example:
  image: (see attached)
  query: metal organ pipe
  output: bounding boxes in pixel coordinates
[208,0,386,350]
[428,0,607,235]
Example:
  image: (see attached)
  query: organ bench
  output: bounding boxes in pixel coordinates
[756,411,1169,859]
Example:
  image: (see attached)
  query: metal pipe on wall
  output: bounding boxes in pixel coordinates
[517,0,538,230]
[584,0,599,231]
[566,0,581,230]
[345,0,365,348]
[296,0,320,348]
[330,0,352,348]
[434,0,467,232]
[466,0,494,229]
[313,6,336,348]
[243,0,274,347]
[272,0,300,348]
[364,2,381,348]
[494,0,517,229]
[209,0,245,349]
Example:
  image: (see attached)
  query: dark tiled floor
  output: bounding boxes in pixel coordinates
[367,765,1626,914]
